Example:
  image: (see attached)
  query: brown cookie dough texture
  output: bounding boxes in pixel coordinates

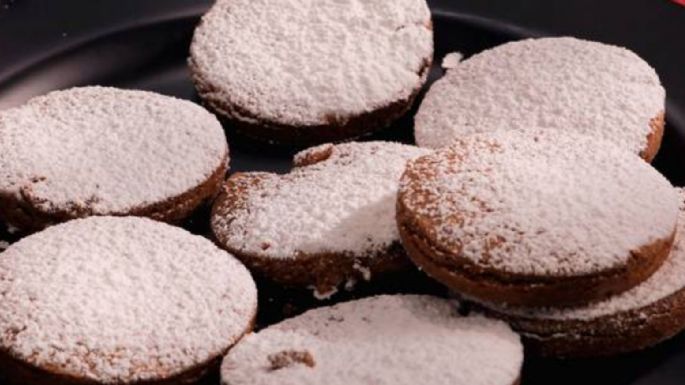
[0,87,229,234]
[415,37,665,162]
[189,0,434,146]
[211,141,429,298]
[397,130,678,308]
[221,295,523,385]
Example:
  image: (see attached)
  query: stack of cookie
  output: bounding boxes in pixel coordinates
[0,0,682,383]
[397,129,682,358]
[399,36,685,359]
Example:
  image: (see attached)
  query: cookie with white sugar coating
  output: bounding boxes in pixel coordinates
[189,0,433,146]
[415,37,665,162]
[469,188,685,358]
[221,295,523,385]
[0,86,228,234]
[397,129,678,308]
[0,216,257,385]
[211,141,430,299]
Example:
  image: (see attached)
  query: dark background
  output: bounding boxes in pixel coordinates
[0,1,684,384]
[0,0,684,110]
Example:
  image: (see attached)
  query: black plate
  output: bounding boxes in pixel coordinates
[1,1,685,384]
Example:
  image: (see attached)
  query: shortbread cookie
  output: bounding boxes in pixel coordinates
[397,130,678,307]
[190,0,433,146]
[212,142,429,298]
[415,37,665,161]
[221,295,523,385]
[470,188,685,358]
[0,86,228,233]
[0,216,257,385]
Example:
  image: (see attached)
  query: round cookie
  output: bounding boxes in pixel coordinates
[221,295,523,385]
[189,0,433,146]
[415,37,665,161]
[0,86,228,233]
[0,216,257,385]
[397,130,678,308]
[211,141,430,299]
[469,188,685,358]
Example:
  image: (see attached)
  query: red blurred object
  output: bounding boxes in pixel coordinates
[673,0,685,6]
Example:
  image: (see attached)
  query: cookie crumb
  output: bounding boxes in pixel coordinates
[441,52,463,69]
[353,262,372,281]
[311,286,338,300]
[6,224,18,234]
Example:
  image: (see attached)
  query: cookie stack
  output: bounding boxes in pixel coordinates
[397,129,682,357]
[396,35,685,359]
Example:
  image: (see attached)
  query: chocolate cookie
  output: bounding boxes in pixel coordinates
[0,86,228,234]
[415,37,665,161]
[221,295,523,385]
[0,216,257,385]
[397,130,678,307]
[469,188,685,358]
[189,0,433,146]
[211,141,429,299]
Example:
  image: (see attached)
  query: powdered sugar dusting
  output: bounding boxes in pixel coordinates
[190,0,433,126]
[415,37,665,155]
[0,216,257,383]
[400,130,678,276]
[480,188,685,321]
[213,142,429,258]
[0,86,227,215]
[222,295,522,385]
